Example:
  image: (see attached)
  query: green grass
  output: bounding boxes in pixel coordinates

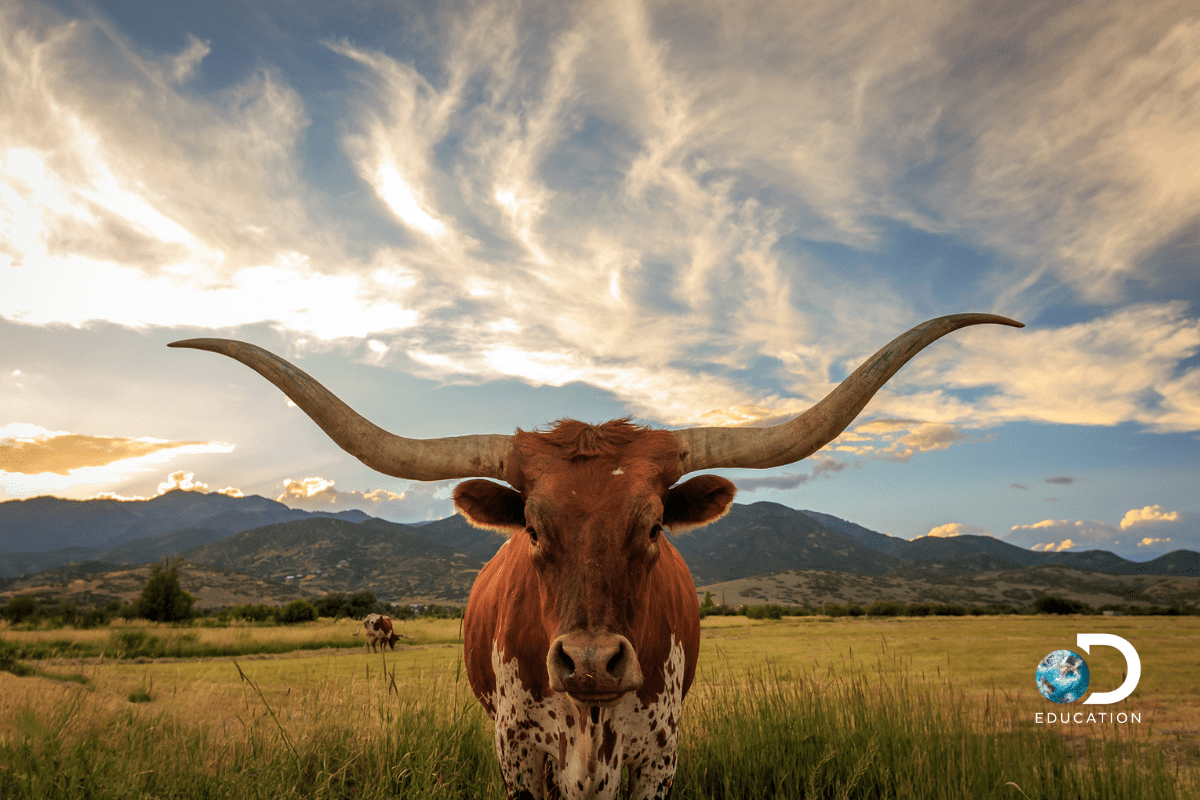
[0,616,1195,799]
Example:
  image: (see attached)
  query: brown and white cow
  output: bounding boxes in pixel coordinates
[361,612,401,652]
[170,313,1021,799]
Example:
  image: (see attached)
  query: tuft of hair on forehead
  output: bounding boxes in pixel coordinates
[524,418,656,460]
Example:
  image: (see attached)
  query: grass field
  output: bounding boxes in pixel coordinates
[1,615,1195,798]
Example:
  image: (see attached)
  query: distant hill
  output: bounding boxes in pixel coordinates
[0,490,371,578]
[177,517,485,603]
[694,564,1200,610]
[3,496,1198,610]
[0,559,311,609]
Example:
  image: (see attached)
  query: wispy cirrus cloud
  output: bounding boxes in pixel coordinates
[831,419,974,463]
[2,0,1198,440]
[733,457,847,492]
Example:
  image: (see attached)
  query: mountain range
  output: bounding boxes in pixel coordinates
[1,491,1197,608]
[0,490,370,578]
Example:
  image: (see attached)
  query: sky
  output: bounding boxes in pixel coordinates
[1,0,1198,561]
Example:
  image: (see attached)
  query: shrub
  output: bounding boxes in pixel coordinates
[314,591,382,620]
[0,639,35,676]
[75,608,111,629]
[866,600,905,617]
[220,604,280,623]
[3,595,38,624]
[743,604,786,620]
[280,600,318,624]
[1034,595,1092,615]
[931,604,968,616]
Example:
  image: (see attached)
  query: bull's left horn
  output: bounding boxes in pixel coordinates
[671,313,1022,473]
[168,339,512,481]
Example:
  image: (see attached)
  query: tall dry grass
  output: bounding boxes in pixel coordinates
[1,616,1195,798]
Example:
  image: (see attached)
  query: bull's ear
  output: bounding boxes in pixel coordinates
[664,475,736,533]
[454,479,526,534]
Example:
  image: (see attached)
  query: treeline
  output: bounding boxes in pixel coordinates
[0,558,465,629]
[697,592,1199,619]
[216,592,463,625]
[0,591,465,629]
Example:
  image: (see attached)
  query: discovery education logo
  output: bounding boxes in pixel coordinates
[1034,634,1142,725]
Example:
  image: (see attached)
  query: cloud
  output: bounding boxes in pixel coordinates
[0,423,232,497]
[1006,507,1199,559]
[170,34,210,84]
[900,303,1200,434]
[1008,519,1111,552]
[922,522,993,539]
[1010,483,1027,490]
[1045,476,1074,485]
[734,457,847,492]
[1137,536,1171,548]
[157,470,242,497]
[1119,504,1181,529]
[276,476,457,521]
[1031,539,1077,553]
[89,470,244,501]
[833,421,971,463]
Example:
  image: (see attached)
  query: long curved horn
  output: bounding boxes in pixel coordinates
[671,313,1023,473]
[168,339,512,481]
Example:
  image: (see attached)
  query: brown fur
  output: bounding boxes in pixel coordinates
[456,418,737,799]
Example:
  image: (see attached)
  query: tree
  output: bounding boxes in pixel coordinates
[137,558,196,622]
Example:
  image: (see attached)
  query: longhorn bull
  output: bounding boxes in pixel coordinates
[171,312,1020,799]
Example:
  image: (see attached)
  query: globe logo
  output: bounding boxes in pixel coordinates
[1036,649,1090,703]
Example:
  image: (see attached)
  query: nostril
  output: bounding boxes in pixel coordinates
[551,641,575,677]
[606,643,625,676]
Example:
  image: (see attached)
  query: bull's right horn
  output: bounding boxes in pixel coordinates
[168,339,513,481]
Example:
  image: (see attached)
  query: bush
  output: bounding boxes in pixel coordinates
[419,604,463,620]
[3,596,38,624]
[1034,595,1092,615]
[314,591,382,620]
[75,608,111,629]
[280,600,318,624]
[744,604,786,620]
[0,639,28,675]
[220,604,280,624]
[931,604,968,616]
[866,600,905,617]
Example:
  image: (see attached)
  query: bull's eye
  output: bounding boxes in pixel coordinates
[649,524,663,542]
[526,526,538,545]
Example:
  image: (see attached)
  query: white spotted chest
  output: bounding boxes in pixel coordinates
[488,637,687,800]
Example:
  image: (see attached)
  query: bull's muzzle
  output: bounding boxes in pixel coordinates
[547,631,643,704]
